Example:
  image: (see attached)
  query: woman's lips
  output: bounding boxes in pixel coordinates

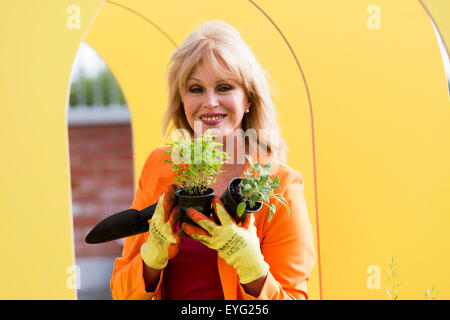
[200,115,226,125]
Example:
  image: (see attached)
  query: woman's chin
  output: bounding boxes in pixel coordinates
[192,124,243,141]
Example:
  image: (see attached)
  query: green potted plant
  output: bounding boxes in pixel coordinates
[84,131,227,244]
[164,130,228,224]
[220,155,290,223]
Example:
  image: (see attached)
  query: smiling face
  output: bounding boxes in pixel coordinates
[181,60,250,139]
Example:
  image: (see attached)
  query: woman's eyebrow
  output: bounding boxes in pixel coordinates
[187,77,235,84]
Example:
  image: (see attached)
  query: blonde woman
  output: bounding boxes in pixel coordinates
[110,20,315,300]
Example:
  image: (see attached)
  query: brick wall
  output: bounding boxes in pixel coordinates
[68,124,134,258]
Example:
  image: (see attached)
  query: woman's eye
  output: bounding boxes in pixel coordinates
[189,86,203,93]
[217,85,232,92]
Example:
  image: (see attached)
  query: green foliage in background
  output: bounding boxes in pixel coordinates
[384,257,438,300]
[424,284,437,300]
[69,68,126,107]
[385,257,401,300]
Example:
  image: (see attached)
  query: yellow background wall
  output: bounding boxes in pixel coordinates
[0,0,105,299]
[0,0,449,299]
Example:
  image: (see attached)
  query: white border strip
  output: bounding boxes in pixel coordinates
[68,105,130,126]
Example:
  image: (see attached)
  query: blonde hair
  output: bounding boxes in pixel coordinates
[162,20,287,162]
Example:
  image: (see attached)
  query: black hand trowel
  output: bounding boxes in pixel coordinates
[84,202,158,244]
[85,187,217,244]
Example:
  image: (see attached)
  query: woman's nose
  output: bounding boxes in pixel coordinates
[203,91,219,107]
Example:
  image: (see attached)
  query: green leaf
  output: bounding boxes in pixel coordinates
[258,175,269,186]
[385,288,392,298]
[260,192,269,203]
[272,176,279,185]
[237,202,246,217]
[270,204,276,214]
[268,204,276,221]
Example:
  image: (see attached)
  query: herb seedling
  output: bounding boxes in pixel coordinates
[163,130,228,196]
[237,154,289,221]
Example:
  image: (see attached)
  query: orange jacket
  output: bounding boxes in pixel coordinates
[110,145,315,300]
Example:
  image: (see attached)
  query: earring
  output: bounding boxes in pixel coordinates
[245,108,250,113]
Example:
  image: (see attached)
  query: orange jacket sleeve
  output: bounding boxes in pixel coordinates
[110,149,165,300]
[239,169,316,300]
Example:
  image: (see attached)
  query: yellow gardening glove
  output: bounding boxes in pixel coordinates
[140,184,184,270]
[182,196,269,284]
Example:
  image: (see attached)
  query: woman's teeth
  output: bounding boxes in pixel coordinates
[202,115,225,121]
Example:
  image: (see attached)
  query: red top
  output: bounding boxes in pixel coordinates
[163,225,224,300]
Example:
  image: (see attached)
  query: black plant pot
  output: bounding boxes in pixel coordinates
[175,187,215,226]
[220,177,262,224]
